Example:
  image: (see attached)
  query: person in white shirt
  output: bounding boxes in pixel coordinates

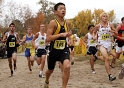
[32,24,47,78]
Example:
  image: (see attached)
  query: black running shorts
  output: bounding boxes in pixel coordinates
[47,48,70,70]
[36,49,46,57]
[7,49,17,58]
[87,46,97,55]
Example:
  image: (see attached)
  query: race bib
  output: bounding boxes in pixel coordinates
[101,34,109,40]
[39,40,45,46]
[9,42,15,47]
[54,40,65,50]
[26,41,32,48]
[90,40,95,44]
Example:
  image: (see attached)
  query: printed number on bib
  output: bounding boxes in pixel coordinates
[9,42,15,47]
[26,41,32,48]
[39,40,45,46]
[54,40,65,50]
[101,34,109,40]
[90,40,95,44]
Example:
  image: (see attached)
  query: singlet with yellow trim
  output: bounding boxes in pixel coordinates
[49,19,68,51]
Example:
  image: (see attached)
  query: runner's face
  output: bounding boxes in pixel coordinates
[9,25,15,32]
[122,20,124,24]
[90,26,94,32]
[55,5,66,17]
[101,14,108,22]
[27,28,32,34]
[40,24,45,31]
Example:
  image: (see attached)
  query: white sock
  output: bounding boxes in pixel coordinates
[39,71,42,74]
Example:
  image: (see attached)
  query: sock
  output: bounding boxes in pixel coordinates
[14,64,16,67]
[40,71,42,74]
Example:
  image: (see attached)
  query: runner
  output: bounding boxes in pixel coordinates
[113,17,124,79]
[44,2,72,88]
[32,24,47,78]
[94,12,117,81]
[21,26,35,74]
[2,23,20,77]
[68,34,77,65]
[84,24,98,74]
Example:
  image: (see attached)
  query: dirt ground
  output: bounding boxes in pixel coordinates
[0,53,124,88]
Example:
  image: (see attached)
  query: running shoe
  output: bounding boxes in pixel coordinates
[44,81,49,88]
[110,64,115,68]
[71,62,74,65]
[92,70,96,74]
[9,70,13,77]
[109,75,116,81]
[39,74,45,78]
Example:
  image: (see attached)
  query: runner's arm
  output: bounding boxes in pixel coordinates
[32,33,39,48]
[2,33,7,43]
[21,35,26,45]
[110,24,118,36]
[16,33,20,44]
[83,33,88,44]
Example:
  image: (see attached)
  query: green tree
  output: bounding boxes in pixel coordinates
[38,0,55,24]
[12,20,24,38]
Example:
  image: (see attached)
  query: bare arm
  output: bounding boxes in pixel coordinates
[83,33,88,44]
[16,33,20,44]
[2,33,7,43]
[21,35,26,45]
[110,24,118,36]
[32,33,39,48]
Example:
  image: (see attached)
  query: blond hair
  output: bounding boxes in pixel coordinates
[100,12,109,18]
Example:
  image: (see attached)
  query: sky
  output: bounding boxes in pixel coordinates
[5,0,124,22]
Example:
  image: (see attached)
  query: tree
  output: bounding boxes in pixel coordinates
[71,9,116,37]
[12,20,24,38]
[2,1,34,27]
[24,12,44,34]
[38,0,55,24]
[72,9,93,36]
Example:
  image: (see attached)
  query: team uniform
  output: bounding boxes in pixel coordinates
[97,23,112,52]
[116,25,124,53]
[25,35,35,57]
[87,33,97,56]
[48,19,70,70]
[6,32,18,58]
[35,32,47,57]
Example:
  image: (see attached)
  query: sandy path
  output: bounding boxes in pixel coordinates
[0,53,124,88]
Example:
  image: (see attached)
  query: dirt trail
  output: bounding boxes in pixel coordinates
[0,53,124,88]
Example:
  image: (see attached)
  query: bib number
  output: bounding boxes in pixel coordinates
[39,40,45,46]
[90,40,95,44]
[54,40,65,50]
[26,41,32,48]
[101,34,109,40]
[9,42,15,47]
